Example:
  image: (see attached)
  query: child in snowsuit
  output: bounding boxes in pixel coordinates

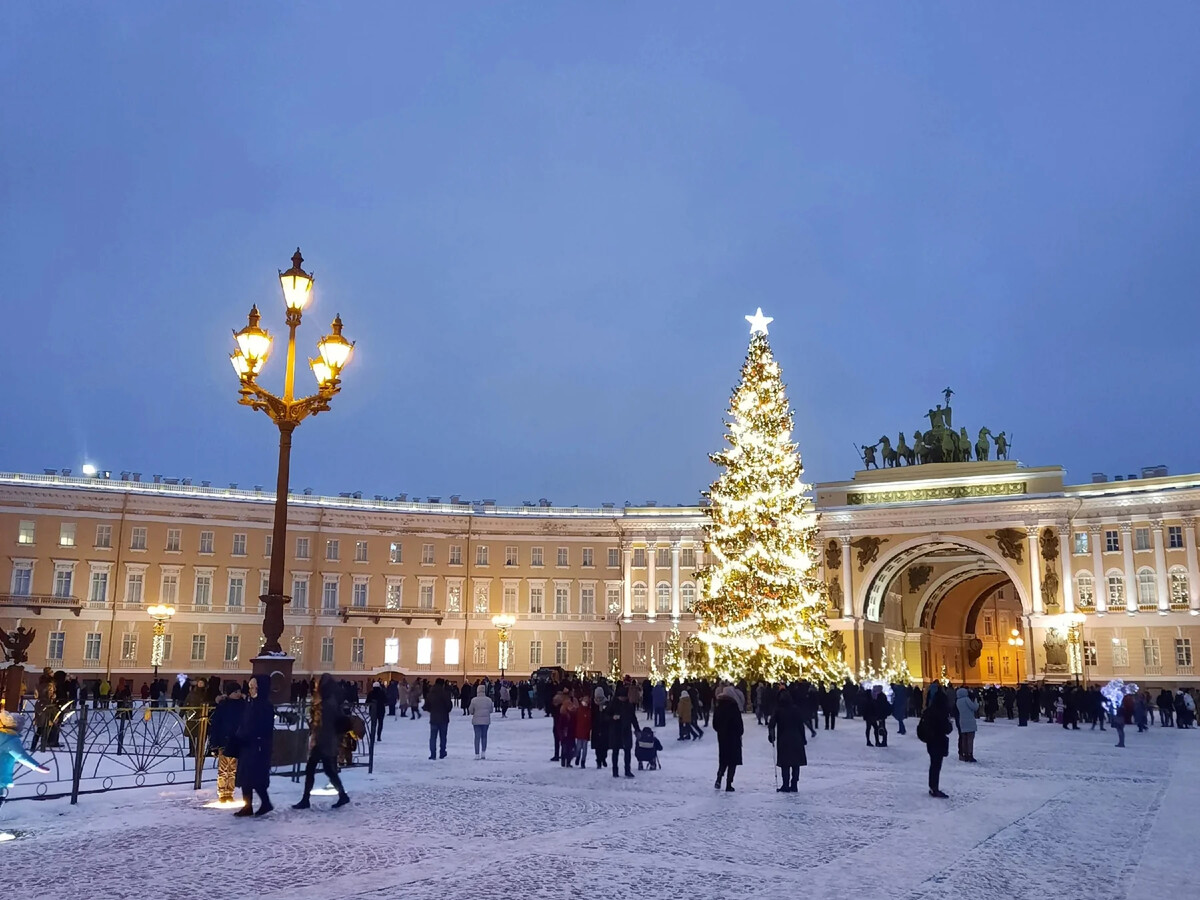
[634,726,663,770]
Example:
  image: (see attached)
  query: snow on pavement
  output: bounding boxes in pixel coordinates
[3,709,1194,900]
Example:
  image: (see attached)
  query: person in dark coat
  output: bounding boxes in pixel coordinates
[918,690,953,798]
[767,690,806,793]
[591,694,610,769]
[293,674,350,809]
[712,686,744,792]
[367,681,386,742]
[605,688,639,778]
[891,683,908,735]
[821,684,840,730]
[385,679,399,717]
[1015,683,1033,726]
[234,674,274,817]
[424,678,453,759]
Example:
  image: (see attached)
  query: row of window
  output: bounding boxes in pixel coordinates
[45,631,244,664]
[1074,568,1191,610]
[12,562,700,617]
[1081,637,1194,669]
[1072,525,1190,556]
[13,521,702,570]
[39,630,673,671]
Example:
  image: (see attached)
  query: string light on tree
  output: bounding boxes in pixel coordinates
[693,309,847,684]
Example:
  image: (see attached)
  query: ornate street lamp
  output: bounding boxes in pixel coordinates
[230,249,353,699]
[147,604,176,680]
[1063,612,1087,686]
[1006,627,1025,683]
[491,613,516,679]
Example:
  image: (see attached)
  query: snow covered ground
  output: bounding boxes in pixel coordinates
[3,708,1196,900]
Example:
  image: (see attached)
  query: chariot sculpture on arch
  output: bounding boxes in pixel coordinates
[858,389,1013,468]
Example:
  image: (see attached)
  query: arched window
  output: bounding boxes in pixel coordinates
[1107,573,1125,609]
[1170,568,1190,610]
[681,582,696,612]
[1076,572,1095,610]
[1137,568,1157,610]
[655,582,671,613]
[632,582,647,612]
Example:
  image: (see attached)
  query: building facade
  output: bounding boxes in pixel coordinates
[4,459,1200,689]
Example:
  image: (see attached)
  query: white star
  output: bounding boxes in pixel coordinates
[745,307,773,336]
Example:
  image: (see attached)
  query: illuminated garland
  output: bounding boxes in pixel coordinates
[694,329,848,685]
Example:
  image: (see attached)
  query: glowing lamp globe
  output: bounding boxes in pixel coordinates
[230,351,251,379]
[234,306,272,371]
[278,248,314,312]
[317,315,354,372]
[310,357,333,388]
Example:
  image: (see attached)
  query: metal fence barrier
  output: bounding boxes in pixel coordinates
[0,698,375,806]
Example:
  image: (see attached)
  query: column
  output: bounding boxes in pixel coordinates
[1121,523,1136,613]
[1184,517,1200,613]
[1058,525,1075,613]
[1152,520,1169,613]
[840,535,853,618]
[622,546,632,620]
[670,541,681,619]
[646,541,657,620]
[1026,527,1044,615]
[1090,525,1106,614]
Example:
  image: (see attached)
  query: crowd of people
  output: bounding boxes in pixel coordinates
[17,665,1200,815]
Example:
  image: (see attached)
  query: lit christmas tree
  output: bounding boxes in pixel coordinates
[694,309,845,684]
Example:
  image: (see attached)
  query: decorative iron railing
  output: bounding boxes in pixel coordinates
[0,697,375,807]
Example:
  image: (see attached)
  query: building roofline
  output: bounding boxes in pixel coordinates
[0,472,704,521]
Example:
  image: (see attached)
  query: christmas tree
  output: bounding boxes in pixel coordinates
[694,309,845,684]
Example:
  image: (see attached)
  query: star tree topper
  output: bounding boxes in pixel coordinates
[745,307,773,335]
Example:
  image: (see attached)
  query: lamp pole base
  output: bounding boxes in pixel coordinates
[252,655,295,705]
[2,665,24,711]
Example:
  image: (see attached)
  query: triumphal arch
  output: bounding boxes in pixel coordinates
[815,395,1200,686]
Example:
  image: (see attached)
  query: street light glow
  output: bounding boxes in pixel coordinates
[278,248,314,312]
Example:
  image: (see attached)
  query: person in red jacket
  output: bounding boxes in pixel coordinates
[573,695,593,769]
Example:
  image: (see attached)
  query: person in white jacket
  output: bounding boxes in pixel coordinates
[469,684,495,759]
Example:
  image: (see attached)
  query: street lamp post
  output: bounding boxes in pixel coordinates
[230,249,353,701]
[492,614,515,680]
[147,603,176,680]
[1064,612,1087,686]
[1006,627,1025,684]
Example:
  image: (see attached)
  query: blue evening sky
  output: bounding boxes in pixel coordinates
[3,4,1199,505]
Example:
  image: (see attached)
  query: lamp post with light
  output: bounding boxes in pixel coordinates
[492,613,516,680]
[1006,627,1025,684]
[1064,612,1087,686]
[229,249,354,699]
[147,604,176,680]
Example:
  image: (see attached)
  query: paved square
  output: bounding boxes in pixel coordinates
[4,710,1195,900]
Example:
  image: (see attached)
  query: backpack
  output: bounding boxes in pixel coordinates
[916,717,929,743]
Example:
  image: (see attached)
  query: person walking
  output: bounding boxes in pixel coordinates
[917,690,953,798]
[891,682,908,736]
[468,683,494,759]
[294,674,351,809]
[385,679,399,717]
[955,686,978,762]
[409,679,423,720]
[653,681,668,728]
[573,695,593,768]
[712,686,743,792]
[425,678,452,759]
[233,675,274,817]
[367,681,387,743]
[606,687,639,778]
[767,690,806,793]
